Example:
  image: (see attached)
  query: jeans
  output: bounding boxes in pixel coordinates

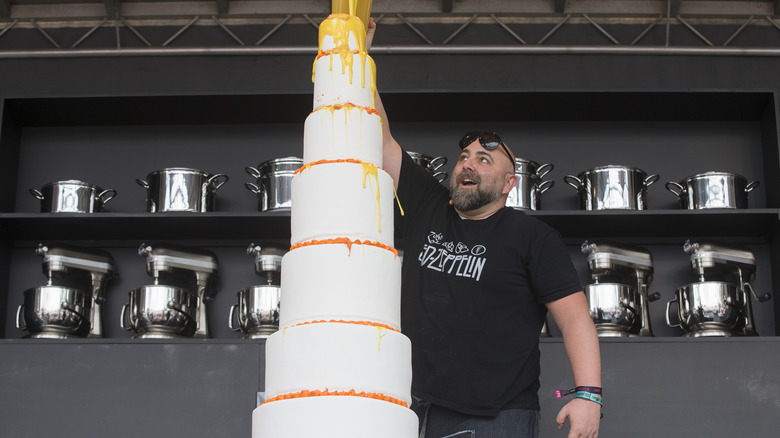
[413,398,540,438]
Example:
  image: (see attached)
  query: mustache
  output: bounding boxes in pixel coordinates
[456,170,480,184]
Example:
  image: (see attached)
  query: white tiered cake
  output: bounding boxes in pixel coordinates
[251,10,418,438]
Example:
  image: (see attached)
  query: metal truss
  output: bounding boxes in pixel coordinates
[3,1,780,57]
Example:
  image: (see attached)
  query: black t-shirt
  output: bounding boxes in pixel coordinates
[395,150,582,416]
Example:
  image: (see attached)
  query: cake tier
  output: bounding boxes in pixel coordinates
[303,104,383,167]
[280,242,400,330]
[313,52,376,110]
[290,161,394,246]
[264,322,412,406]
[253,396,418,438]
[318,13,366,53]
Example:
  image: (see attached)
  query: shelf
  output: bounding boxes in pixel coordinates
[0,209,777,245]
[0,211,292,245]
[527,209,780,243]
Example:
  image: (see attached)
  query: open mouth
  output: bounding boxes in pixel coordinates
[459,175,478,187]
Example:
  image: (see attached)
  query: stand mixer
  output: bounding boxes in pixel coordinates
[136,243,219,338]
[581,240,660,337]
[17,243,116,338]
[668,239,771,336]
[229,243,284,339]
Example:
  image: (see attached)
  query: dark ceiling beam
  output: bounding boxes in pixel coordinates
[668,0,681,17]
[554,0,567,14]
[442,0,452,13]
[217,0,229,15]
[104,0,119,19]
[0,0,10,19]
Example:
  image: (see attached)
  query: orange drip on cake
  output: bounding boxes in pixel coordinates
[290,237,398,258]
[262,389,408,408]
[292,319,400,333]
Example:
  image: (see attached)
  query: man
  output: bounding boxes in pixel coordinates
[367,19,601,438]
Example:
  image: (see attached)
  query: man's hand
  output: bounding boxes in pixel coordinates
[555,398,601,438]
[366,17,376,50]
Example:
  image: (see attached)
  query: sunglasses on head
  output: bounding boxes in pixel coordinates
[458,131,514,164]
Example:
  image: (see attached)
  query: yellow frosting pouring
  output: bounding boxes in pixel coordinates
[360,161,381,232]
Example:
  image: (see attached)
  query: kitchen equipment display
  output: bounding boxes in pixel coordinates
[408,151,448,182]
[565,165,659,210]
[581,240,660,337]
[667,240,771,336]
[17,243,116,338]
[30,180,116,213]
[665,172,759,209]
[122,243,219,338]
[245,157,302,211]
[136,168,228,212]
[229,243,284,339]
[507,158,554,210]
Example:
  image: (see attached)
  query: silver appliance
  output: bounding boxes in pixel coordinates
[230,243,284,339]
[17,243,116,338]
[135,243,219,338]
[667,240,771,336]
[581,240,660,337]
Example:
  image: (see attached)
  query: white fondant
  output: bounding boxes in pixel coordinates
[313,53,375,110]
[290,162,394,247]
[303,105,383,167]
[253,396,418,438]
[280,243,401,330]
[265,323,412,405]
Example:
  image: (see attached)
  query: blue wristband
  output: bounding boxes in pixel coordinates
[574,391,602,406]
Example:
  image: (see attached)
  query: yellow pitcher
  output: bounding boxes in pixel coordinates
[332,0,373,30]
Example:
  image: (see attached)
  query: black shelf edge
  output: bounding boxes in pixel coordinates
[526,209,780,243]
[0,211,292,245]
[0,209,777,245]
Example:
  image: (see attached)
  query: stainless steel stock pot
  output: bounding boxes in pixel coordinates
[665,172,759,209]
[136,168,228,212]
[565,165,659,210]
[30,180,116,213]
[506,158,554,210]
[245,157,302,211]
[408,151,448,182]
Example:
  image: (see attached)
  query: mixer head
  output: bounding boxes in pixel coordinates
[246,243,286,275]
[37,243,116,279]
[683,239,756,281]
[138,242,218,279]
[581,240,654,282]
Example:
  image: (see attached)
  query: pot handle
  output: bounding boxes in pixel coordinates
[120,303,132,331]
[229,304,241,332]
[744,282,771,303]
[245,166,262,179]
[563,175,582,191]
[136,178,149,190]
[665,181,684,198]
[432,171,448,183]
[207,173,229,191]
[745,181,760,193]
[245,182,263,195]
[16,304,26,330]
[430,156,448,171]
[97,188,117,205]
[665,297,684,329]
[29,189,44,200]
[537,179,555,194]
[644,174,660,188]
[536,163,554,179]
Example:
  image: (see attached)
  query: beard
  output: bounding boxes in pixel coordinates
[449,170,503,212]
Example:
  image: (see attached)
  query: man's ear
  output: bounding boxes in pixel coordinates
[502,173,518,195]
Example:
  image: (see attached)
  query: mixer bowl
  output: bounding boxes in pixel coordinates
[666,281,742,334]
[121,285,198,337]
[585,283,639,332]
[17,286,91,338]
[229,285,281,338]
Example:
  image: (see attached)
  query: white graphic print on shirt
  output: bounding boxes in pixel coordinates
[417,231,487,281]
